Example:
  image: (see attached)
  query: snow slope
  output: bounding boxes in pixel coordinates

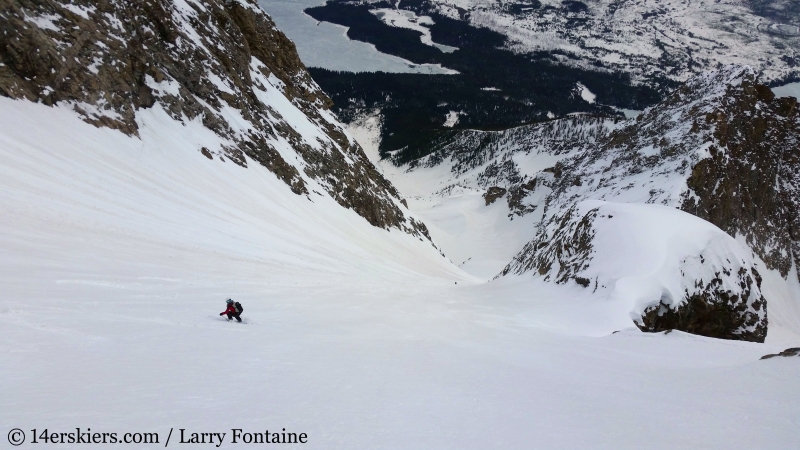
[1,98,798,449]
[1,76,799,450]
[503,200,769,341]
[2,4,799,446]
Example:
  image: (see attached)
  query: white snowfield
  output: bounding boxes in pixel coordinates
[1,96,799,450]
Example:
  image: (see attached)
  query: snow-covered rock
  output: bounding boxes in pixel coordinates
[501,201,768,342]
[428,0,799,86]
[0,0,430,237]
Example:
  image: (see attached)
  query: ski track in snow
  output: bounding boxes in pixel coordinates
[0,98,799,449]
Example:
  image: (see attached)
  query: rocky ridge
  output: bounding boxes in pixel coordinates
[0,0,430,237]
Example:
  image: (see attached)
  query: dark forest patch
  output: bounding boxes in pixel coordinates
[561,1,588,13]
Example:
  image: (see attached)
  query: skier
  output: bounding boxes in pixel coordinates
[220,298,243,322]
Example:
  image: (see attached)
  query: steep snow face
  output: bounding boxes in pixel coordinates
[502,201,768,342]
[429,0,799,85]
[1,0,429,236]
[0,98,454,284]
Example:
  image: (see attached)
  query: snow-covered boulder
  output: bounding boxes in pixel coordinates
[501,201,768,342]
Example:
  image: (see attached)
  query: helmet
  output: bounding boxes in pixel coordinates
[226,299,234,304]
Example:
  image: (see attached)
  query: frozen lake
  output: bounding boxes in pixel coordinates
[773,81,800,100]
[257,0,456,74]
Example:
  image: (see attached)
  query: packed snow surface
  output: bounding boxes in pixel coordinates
[2,98,799,449]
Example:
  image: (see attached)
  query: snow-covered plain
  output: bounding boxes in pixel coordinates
[2,98,799,449]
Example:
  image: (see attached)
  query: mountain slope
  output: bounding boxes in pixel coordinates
[2,98,799,449]
[374,66,800,342]
[1,3,800,448]
[0,0,429,236]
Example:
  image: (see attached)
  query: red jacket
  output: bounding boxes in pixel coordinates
[222,304,237,315]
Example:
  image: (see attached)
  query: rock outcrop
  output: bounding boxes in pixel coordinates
[483,186,507,205]
[0,0,431,237]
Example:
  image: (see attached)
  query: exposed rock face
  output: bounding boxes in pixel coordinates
[0,0,430,237]
[501,201,769,342]
[483,186,507,205]
[501,203,596,286]
[761,348,800,360]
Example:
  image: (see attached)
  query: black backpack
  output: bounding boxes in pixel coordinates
[234,301,243,314]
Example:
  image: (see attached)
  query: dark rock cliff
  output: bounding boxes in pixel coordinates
[0,0,431,238]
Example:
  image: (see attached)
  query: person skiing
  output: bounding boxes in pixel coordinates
[220,298,242,322]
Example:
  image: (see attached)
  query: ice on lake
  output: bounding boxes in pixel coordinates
[772,82,800,100]
[257,0,457,74]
